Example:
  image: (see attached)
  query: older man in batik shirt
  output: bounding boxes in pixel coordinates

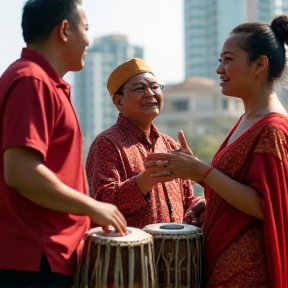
[86,58,202,228]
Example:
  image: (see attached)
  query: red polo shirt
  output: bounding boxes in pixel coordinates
[0,48,89,276]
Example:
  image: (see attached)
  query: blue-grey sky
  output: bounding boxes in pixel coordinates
[0,0,184,85]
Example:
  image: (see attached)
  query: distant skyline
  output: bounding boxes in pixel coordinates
[0,0,185,85]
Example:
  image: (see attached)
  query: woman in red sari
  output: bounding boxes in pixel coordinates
[146,15,288,288]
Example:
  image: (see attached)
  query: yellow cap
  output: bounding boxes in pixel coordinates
[107,58,155,96]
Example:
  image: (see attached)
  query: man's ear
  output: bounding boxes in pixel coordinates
[58,20,69,43]
[112,94,124,112]
[255,55,268,76]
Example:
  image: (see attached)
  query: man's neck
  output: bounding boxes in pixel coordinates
[27,43,66,77]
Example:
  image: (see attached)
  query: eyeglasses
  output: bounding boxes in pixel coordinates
[129,83,164,94]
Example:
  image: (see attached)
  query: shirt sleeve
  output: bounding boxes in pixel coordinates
[86,135,148,215]
[2,77,56,160]
[182,179,202,210]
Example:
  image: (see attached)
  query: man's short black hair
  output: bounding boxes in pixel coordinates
[22,0,82,44]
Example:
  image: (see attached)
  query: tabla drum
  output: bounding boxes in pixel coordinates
[74,226,157,288]
[143,223,203,288]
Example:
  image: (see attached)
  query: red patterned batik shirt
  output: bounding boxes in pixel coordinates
[86,113,197,228]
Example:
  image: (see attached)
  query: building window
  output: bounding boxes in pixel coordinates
[195,96,214,111]
[172,100,189,111]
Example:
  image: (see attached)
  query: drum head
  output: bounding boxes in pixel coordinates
[143,223,201,235]
[88,226,153,243]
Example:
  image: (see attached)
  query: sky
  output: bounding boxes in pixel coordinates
[0,0,185,85]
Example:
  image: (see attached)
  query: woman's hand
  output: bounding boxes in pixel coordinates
[178,130,194,156]
[145,130,210,183]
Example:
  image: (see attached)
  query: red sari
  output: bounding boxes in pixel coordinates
[202,113,288,288]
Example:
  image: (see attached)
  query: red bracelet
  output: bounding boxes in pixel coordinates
[199,166,214,186]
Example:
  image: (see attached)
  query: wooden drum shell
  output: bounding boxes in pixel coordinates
[75,227,157,288]
[143,223,203,288]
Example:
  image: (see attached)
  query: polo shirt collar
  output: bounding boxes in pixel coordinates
[21,48,70,92]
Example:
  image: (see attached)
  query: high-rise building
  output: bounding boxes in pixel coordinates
[184,0,288,80]
[73,35,143,157]
[257,0,288,22]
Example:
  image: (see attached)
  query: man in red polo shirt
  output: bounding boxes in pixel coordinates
[0,0,126,287]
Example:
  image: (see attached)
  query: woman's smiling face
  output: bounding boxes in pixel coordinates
[216,35,258,98]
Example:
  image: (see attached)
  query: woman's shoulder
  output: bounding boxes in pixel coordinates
[253,113,288,158]
[260,113,288,133]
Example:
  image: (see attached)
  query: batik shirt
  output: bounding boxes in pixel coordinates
[86,113,196,228]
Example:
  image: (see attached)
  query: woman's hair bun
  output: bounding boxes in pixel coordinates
[270,15,288,45]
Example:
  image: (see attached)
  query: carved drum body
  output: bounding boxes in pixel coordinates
[143,223,203,288]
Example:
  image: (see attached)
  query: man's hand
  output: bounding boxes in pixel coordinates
[87,200,127,236]
[183,198,206,227]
